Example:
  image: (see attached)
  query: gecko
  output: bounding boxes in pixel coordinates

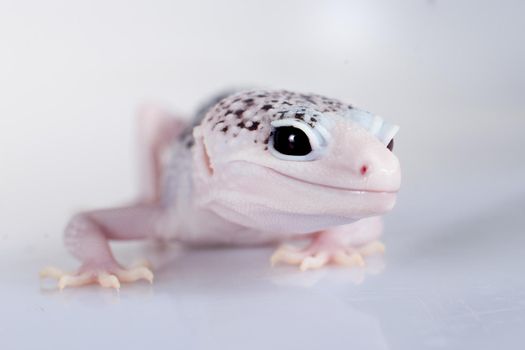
[40,89,401,289]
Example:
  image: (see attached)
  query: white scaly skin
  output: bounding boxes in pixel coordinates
[41,90,401,289]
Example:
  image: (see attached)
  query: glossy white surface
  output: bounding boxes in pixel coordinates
[1,1,524,349]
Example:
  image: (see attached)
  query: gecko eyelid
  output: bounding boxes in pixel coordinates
[346,109,399,146]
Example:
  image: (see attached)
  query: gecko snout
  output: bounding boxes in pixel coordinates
[349,151,401,192]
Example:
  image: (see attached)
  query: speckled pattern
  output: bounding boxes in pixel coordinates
[195,90,354,149]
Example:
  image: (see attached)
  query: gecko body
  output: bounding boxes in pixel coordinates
[41,89,401,289]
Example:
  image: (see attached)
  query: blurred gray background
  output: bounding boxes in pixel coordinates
[0,1,524,349]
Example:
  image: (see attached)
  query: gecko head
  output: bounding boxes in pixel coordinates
[192,90,401,233]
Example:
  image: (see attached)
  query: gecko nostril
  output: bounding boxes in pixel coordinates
[360,165,368,176]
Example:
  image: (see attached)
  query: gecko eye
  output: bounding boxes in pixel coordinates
[269,118,328,161]
[387,138,394,151]
[272,126,312,156]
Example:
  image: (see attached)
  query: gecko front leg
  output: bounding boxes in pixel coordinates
[271,217,385,271]
[41,205,163,289]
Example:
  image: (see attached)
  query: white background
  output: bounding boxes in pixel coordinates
[1,1,524,349]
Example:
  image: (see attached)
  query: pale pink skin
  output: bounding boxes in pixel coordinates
[46,90,401,288]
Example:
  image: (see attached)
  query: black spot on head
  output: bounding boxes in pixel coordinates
[311,117,317,123]
[347,105,353,109]
[224,109,233,116]
[260,104,273,111]
[234,109,244,117]
[243,98,254,104]
[281,101,292,106]
[247,121,260,131]
[256,94,267,98]
[295,112,305,120]
[221,126,229,133]
[237,121,246,128]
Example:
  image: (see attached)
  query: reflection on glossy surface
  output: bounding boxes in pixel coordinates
[3,195,525,350]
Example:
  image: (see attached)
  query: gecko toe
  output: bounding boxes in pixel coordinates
[116,266,154,284]
[97,273,121,289]
[271,245,305,266]
[332,251,365,267]
[358,240,386,256]
[40,266,67,279]
[299,253,329,271]
[58,273,94,290]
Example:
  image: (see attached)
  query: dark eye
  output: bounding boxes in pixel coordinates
[272,126,312,156]
[387,138,394,151]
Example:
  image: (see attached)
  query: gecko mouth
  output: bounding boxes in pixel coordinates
[259,165,398,194]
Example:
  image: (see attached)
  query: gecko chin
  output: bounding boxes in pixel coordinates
[204,161,398,233]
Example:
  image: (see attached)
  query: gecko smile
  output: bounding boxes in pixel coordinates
[263,166,399,195]
[227,160,400,195]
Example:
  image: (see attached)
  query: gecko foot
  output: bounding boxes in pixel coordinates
[40,260,154,290]
[271,240,385,271]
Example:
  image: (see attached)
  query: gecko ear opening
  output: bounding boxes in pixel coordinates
[192,127,214,178]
